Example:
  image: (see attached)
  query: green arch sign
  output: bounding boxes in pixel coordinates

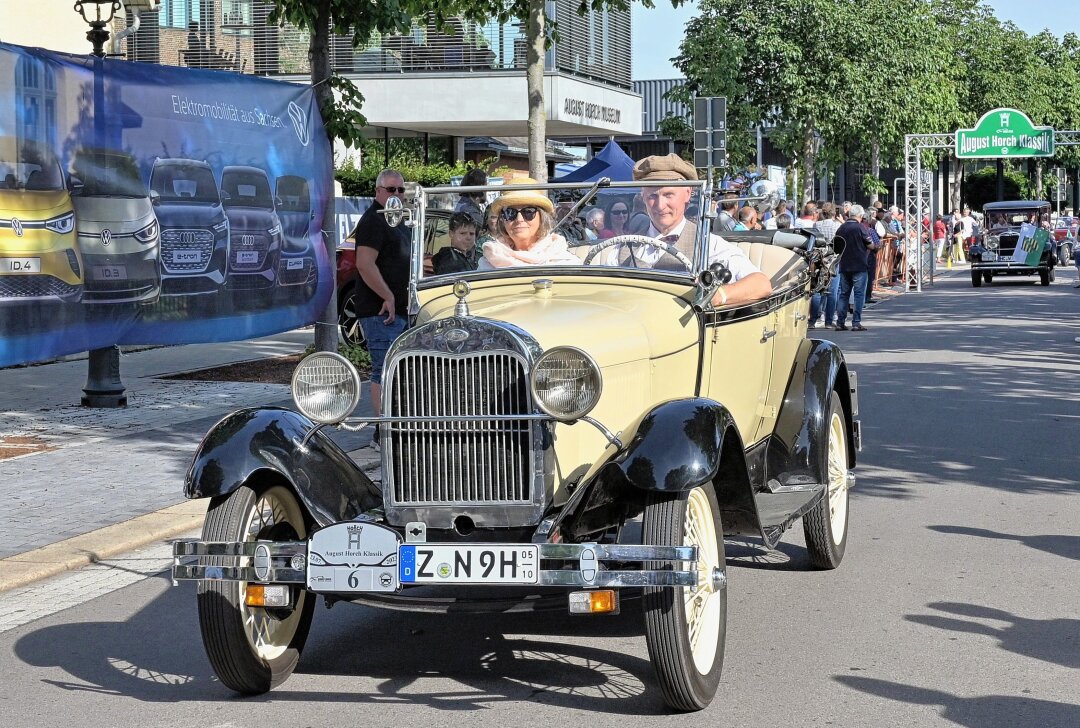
[955,108,1055,159]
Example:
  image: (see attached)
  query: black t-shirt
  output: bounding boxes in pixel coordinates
[351,200,411,317]
[836,220,874,273]
[431,245,480,275]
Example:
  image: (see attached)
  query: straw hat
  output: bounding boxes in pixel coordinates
[487,178,555,219]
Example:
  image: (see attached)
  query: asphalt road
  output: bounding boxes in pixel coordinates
[1,270,1078,728]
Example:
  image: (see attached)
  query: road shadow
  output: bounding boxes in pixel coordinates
[905,601,1080,669]
[834,675,1080,727]
[13,575,672,714]
[928,524,1080,561]
[835,275,1080,501]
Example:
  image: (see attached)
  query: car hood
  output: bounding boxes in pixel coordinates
[226,207,278,231]
[155,201,224,226]
[417,278,698,367]
[0,189,72,215]
[72,195,152,225]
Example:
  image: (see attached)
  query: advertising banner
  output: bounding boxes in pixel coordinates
[1011,223,1050,266]
[0,43,334,368]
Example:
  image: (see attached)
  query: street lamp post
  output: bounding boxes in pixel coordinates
[75,0,128,407]
[74,0,122,58]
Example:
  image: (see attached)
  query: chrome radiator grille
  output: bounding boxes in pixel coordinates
[385,352,532,506]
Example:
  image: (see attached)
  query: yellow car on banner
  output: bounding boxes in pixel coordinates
[0,137,82,304]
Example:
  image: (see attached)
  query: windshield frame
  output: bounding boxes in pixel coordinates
[406,178,713,314]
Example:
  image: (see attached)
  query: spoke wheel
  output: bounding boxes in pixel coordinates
[642,485,726,712]
[197,483,314,694]
[803,390,850,569]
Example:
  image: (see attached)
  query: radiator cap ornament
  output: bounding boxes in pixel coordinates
[453,279,471,317]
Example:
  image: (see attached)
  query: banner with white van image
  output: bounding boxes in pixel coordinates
[0,43,333,368]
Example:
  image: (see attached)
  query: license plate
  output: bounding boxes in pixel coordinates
[1,257,40,273]
[173,250,200,264]
[286,258,304,270]
[93,265,127,280]
[236,251,259,264]
[983,252,998,261]
[399,544,539,584]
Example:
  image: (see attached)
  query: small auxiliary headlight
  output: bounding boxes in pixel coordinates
[531,346,602,422]
[291,351,361,424]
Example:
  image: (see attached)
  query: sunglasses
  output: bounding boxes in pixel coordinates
[500,206,540,222]
[611,209,628,215]
[379,185,406,194]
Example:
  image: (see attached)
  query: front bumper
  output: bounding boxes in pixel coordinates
[173,523,700,593]
[970,261,1044,274]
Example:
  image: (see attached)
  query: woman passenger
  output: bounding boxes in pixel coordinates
[479,179,580,268]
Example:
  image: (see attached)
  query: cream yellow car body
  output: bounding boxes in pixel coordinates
[417,276,703,496]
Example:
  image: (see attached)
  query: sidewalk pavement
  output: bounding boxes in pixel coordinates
[0,328,377,592]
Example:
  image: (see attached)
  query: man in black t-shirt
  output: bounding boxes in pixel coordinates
[350,168,411,428]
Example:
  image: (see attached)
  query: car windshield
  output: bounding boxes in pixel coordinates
[221,170,273,209]
[416,180,712,283]
[985,210,1049,228]
[151,162,220,203]
[72,150,145,197]
[0,137,63,191]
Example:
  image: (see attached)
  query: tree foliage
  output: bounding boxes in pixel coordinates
[676,0,1080,203]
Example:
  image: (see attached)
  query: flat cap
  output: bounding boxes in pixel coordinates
[633,153,699,182]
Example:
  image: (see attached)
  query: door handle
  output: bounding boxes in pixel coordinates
[761,328,777,342]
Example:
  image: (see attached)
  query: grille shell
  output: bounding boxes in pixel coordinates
[383,348,546,528]
[161,229,215,272]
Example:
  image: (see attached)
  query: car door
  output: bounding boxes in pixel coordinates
[700,307,773,447]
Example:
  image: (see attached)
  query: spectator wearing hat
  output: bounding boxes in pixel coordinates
[479,178,580,268]
[606,154,771,307]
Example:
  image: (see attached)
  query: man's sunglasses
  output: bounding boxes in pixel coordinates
[379,185,406,194]
[500,206,540,222]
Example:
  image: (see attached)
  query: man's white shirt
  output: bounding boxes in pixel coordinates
[602,219,761,281]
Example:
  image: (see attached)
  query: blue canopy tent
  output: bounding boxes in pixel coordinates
[552,140,635,183]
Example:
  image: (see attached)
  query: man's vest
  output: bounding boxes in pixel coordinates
[618,221,698,271]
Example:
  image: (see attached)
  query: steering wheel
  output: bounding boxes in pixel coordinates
[580,234,693,270]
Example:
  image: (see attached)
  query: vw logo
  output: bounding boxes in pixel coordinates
[11,217,23,237]
[101,229,112,246]
[288,101,311,147]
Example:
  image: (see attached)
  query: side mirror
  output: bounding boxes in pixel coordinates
[149,190,160,206]
[69,176,84,195]
[220,190,231,202]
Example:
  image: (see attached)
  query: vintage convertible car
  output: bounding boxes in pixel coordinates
[172,178,861,712]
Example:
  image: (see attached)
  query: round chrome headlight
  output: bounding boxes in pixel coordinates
[291,352,361,424]
[986,235,1000,251]
[530,347,602,421]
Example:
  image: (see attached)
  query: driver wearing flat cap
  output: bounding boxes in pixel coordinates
[608,154,772,307]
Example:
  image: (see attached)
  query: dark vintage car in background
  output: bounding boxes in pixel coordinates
[968,200,1056,286]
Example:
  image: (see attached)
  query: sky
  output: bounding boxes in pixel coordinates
[631,0,1080,81]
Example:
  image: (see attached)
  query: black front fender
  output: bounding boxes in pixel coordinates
[558,399,751,540]
[764,338,856,490]
[185,407,381,527]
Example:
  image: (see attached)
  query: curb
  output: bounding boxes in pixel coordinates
[0,499,208,593]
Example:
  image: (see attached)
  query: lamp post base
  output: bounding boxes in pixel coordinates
[81,346,128,408]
